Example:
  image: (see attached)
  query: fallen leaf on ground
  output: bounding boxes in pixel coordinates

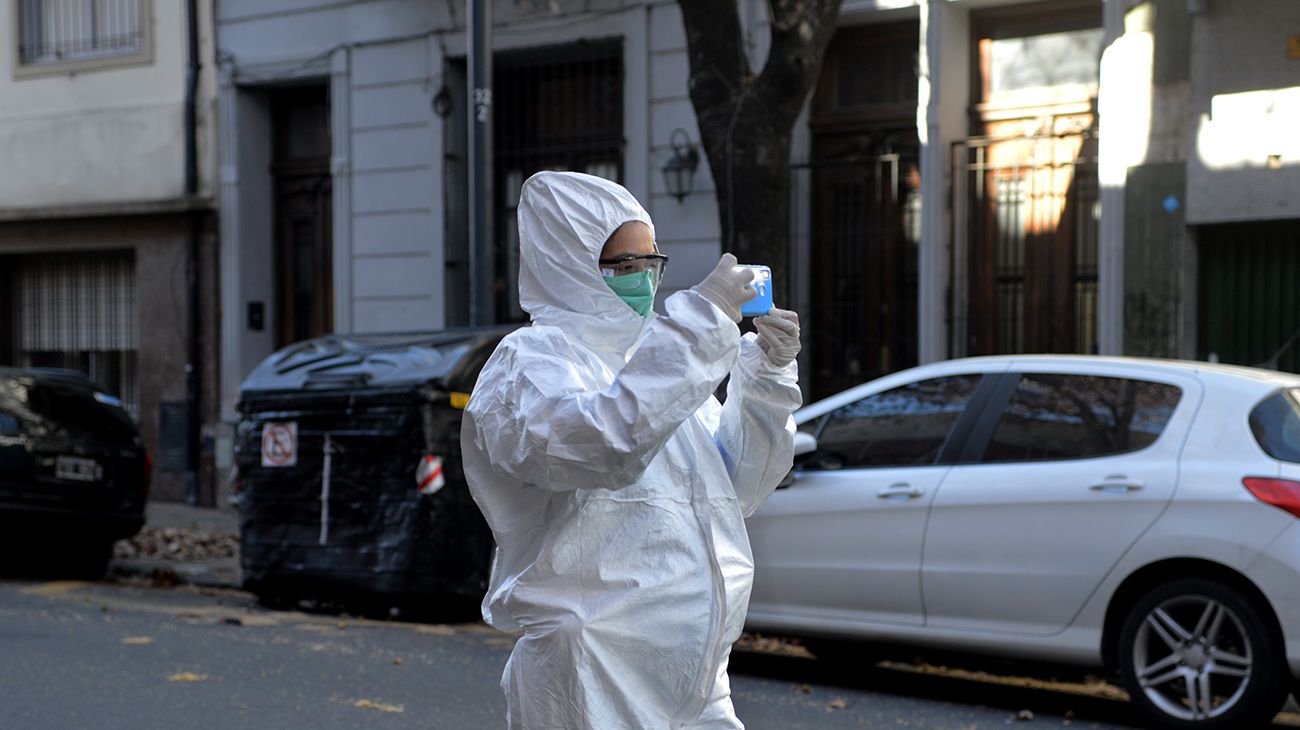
[826,697,848,711]
[121,636,155,645]
[148,568,182,587]
[18,581,87,596]
[734,632,813,658]
[354,699,404,713]
[168,672,207,682]
[796,683,812,695]
[393,658,402,665]
[116,527,238,561]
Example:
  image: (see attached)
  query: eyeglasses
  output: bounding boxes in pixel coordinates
[599,253,669,281]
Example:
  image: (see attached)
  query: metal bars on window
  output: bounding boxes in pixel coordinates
[19,0,143,65]
[791,148,922,400]
[18,253,136,352]
[952,132,1099,358]
[492,40,624,323]
[4,253,138,415]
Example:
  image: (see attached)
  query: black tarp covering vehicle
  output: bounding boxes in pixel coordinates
[234,328,512,606]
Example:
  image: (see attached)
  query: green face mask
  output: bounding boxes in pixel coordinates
[604,270,657,318]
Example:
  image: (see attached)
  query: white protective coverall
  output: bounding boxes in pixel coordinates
[461,171,802,730]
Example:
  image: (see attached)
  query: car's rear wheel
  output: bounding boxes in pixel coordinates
[1118,577,1287,729]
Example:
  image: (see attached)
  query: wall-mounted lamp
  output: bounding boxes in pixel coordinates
[661,128,700,202]
[432,83,453,118]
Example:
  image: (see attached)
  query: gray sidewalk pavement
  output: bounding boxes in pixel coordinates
[110,499,241,589]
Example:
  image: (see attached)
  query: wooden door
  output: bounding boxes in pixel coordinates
[272,87,333,347]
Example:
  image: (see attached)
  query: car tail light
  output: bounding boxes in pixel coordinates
[1242,477,1300,519]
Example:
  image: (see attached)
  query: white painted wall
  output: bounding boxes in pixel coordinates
[1096,0,1148,357]
[918,0,968,362]
[646,1,720,302]
[216,0,452,417]
[0,0,219,209]
[213,0,448,64]
[1186,0,1300,224]
[216,0,691,416]
[346,35,444,333]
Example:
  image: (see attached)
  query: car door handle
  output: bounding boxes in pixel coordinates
[1089,476,1146,492]
[877,483,923,499]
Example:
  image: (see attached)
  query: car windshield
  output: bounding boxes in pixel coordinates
[1249,388,1300,463]
[0,377,135,441]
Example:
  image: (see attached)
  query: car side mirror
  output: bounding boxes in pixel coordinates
[778,432,820,489]
[793,431,817,458]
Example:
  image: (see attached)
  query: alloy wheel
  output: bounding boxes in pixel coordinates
[1131,594,1253,721]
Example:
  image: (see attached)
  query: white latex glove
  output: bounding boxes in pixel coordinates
[691,253,757,323]
[754,307,801,367]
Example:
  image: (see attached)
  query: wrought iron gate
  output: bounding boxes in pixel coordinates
[793,146,921,400]
[952,132,1099,357]
[494,40,623,323]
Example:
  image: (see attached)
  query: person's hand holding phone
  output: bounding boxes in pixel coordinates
[693,253,757,323]
[755,308,800,367]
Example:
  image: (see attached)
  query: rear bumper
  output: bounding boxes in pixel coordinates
[1246,522,1300,679]
[0,502,144,542]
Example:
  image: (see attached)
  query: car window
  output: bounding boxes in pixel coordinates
[1249,388,1300,463]
[0,376,133,441]
[22,382,135,441]
[983,374,1182,463]
[807,375,982,469]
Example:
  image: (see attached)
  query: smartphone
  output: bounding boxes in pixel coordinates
[737,264,774,318]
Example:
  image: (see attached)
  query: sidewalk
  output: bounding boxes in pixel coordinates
[110,499,242,589]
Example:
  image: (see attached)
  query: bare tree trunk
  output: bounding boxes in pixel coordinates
[678,0,843,305]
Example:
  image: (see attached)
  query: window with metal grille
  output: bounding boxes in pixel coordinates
[957,133,1099,358]
[18,0,145,66]
[494,39,624,322]
[0,253,138,417]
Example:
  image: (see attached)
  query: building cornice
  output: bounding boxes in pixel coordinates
[0,196,217,223]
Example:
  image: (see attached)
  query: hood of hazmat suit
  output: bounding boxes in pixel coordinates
[461,171,803,730]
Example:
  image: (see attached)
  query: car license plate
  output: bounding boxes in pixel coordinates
[56,455,101,482]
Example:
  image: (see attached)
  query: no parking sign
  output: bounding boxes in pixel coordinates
[261,422,298,467]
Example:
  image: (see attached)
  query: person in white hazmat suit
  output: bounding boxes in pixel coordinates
[461,171,803,730]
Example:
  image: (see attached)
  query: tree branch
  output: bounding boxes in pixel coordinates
[756,0,843,127]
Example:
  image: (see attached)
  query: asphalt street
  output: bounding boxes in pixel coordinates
[0,575,1178,730]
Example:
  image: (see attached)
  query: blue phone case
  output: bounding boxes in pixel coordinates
[739,265,774,317]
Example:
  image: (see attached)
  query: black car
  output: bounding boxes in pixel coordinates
[0,368,149,578]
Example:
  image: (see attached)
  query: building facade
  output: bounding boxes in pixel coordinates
[213,0,711,423]
[0,0,222,503]
[804,0,1300,397]
[213,0,1300,443]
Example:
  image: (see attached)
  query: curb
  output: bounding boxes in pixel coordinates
[111,556,241,590]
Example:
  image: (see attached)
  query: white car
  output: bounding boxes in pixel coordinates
[745,355,1300,729]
